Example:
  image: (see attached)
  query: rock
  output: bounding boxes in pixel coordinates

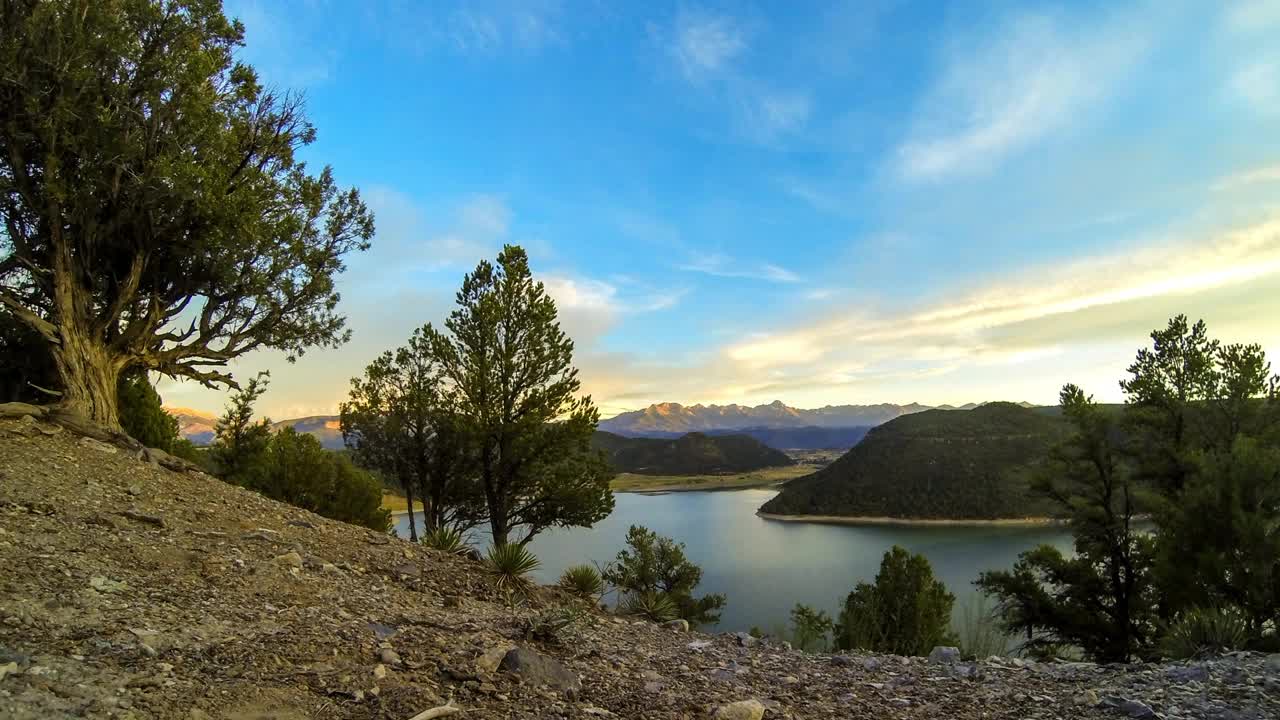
[273,551,303,568]
[643,680,664,693]
[477,645,515,673]
[862,657,881,671]
[0,402,45,419]
[89,576,127,594]
[662,618,689,632]
[1101,696,1158,719]
[732,632,757,648]
[127,485,142,496]
[928,646,961,664]
[120,509,165,527]
[373,663,387,680]
[320,563,341,575]
[78,436,118,454]
[712,699,765,720]
[1166,664,1209,683]
[0,661,19,681]
[1076,689,1100,706]
[288,519,317,529]
[687,640,713,652]
[498,647,581,694]
[951,662,983,680]
[781,674,799,685]
[1265,654,1280,673]
[379,648,402,666]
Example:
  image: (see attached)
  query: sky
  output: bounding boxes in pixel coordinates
[162,0,1280,420]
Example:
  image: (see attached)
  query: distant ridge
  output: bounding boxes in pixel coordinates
[165,408,348,450]
[599,400,1033,437]
[592,431,794,475]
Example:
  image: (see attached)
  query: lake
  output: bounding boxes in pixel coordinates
[394,488,1073,634]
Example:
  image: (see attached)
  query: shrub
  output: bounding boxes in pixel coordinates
[834,545,955,656]
[953,594,1010,659]
[422,526,470,555]
[1160,607,1251,659]
[117,373,181,450]
[621,591,679,623]
[790,603,834,652]
[558,564,605,600]
[522,605,584,644]
[486,543,540,593]
[603,525,725,627]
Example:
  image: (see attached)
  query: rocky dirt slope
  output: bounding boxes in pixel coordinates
[0,409,1277,720]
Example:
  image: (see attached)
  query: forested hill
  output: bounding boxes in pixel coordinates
[593,431,795,476]
[759,403,1070,520]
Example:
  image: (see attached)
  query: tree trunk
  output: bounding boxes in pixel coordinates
[404,480,418,542]
[51,327,123,430]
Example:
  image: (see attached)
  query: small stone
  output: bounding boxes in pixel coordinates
[320,563,341,575]
[0,661,19,681]
[498,647,581,694]
[273,551,303,568]
[732,632,757,648]
[1076,689,1100,706]
[127,485,142,496]
[379,648,402,666]
[687,640,713,652]
[1166,664,1209,683]
[643,680,664,693]
[889,698,911,707]
[928,646,961,664]
[712,699,765,720]
[89,576,127,593]
[862,657,881,671]
[477,645,515,673]
[79,436,118,453]
[373,663,387,680]
[781,675,799,685]
[662,618,690,632]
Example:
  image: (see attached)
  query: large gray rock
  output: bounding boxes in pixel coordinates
[712,699,765,720]
[499,647,581,694]
[928,646,961,664]
[0,402,45,419]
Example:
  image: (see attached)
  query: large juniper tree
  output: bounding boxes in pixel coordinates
[0,0,372,428]
[429,245,614,546]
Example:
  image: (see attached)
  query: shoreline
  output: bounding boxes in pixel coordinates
[616,479,786,494]
[756,511,1063,527]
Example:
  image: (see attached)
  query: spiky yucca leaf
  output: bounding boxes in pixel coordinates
[558,564,604,600]
[486,543,540,592]
[1161,607,1250,659]
[621,591,679,623]
[421,526,469,555]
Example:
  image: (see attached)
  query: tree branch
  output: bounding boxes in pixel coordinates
[0,286,59,344]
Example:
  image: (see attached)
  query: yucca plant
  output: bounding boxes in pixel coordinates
[522,605,584,644]
[421,526,470,555]
[486,543,540,593]
[558,564,605,600]
[1161,607,1251,659]
[621,591,679,623]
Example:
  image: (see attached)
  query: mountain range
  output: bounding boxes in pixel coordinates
[165,407,346,449]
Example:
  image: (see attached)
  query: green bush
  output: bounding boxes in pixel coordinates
[790,603,834,652]
[486,543,540,593]
[117,373,181,450]
[251,428,390,531]
[422,526,470,555]
[603,525,726,627]
[1160,607,1251,659]
[558,564,604,600]
[834,545,955,656]
[620,591,679,623]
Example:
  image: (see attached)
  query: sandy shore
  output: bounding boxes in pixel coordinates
[756,511,1063,527]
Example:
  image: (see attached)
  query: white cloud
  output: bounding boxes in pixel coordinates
[669,8,747,80]
[1230,58,1280,114]
[447,3,563,53]
[1213,163,1280,191]
[1224,0,1280,33]
[898,11,1151,181]
[677,253,802,283]
[738,87,812,141]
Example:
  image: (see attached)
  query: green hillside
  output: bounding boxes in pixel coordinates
[593,431,795,476]
[759,403,1069,520]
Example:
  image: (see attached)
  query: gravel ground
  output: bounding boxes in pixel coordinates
[1,411,1277,720]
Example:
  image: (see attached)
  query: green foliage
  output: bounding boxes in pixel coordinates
[429,246,614,546]
[0,308,56,403]
[341,325,484,541]
[603,525,726,627]
[208,374,273,482]
[620,592,679,623]
[789,603,834,652]
[1155,438,1280,636]
[834,546,955,656]
[593,431,794,475]
[117,374,180,450]
[978,385,1158,663]
[522,605,585,644]
[0,0,372,427]
[247,428,390,531]
[1160,607,1251,660]
[421,526,471,556]
[762,403,1068,520]
[558,564,605,600]
[952,595,1010,659]
[486,543,541,593]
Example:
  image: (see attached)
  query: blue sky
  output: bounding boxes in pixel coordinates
[165,0,1280,419]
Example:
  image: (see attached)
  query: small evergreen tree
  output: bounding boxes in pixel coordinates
[834,546,954,656]
[258,427,390,531]
[117,373,181,449]
[790,603,834,652]
[603,525,726,626]
[429,245,613,546]
[208,373,273,483]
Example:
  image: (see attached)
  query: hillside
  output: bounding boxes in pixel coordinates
[1,407,1271,720]
[760,403,1070,521]
[165,406,217,445]
[165,408,347,450]
[593,431,795,475]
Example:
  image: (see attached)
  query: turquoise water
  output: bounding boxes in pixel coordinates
[394,488,1073,633]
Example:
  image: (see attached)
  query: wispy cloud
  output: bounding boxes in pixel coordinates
[446,3,564,54]
[897,11,1151,181]
[1223,0,1280,33]
[677,253,802,283]
[1230,58,1280,114]
[668,8,748,81]
[1213,163,1280,192]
